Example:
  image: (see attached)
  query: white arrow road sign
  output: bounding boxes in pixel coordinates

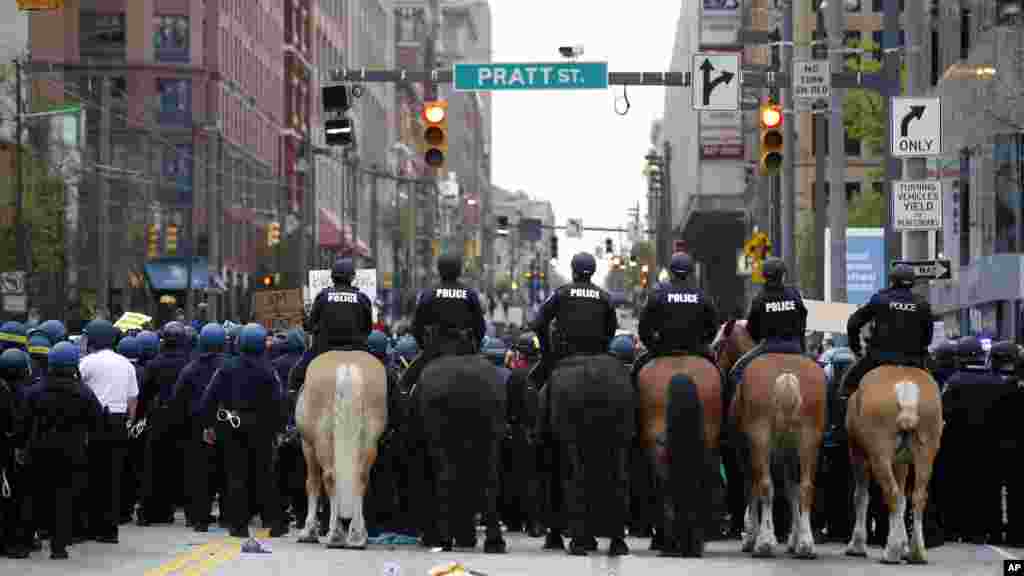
[891,97,941,157]
[692,53,740,111]
[895,260,951,280]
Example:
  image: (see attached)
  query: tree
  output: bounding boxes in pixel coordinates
[843,38,906,179]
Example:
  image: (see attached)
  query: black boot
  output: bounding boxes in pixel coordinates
[568,538,589,556]
[608,537,629,557]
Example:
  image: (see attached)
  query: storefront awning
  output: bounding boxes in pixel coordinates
[319,207,370,257]
[144,257,226,292]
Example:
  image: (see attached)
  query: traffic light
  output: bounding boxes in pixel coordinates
[421,100,448,169]
[258,273,276,288]
[550,235,559,260]
[605,237,613,255]
[759,102,783,175]
[166,224,178,255]
[324,117,354,146]
[147,224,160,258]
[267,221,281,247]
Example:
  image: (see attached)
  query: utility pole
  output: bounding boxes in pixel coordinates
[828,0,847,303]
[903,0,929,263]
[781,0,797,277]
[97,77,112,317]
[882,0,902,267]
[13,58,26,295]
[426,0,441,101]
[809,1,827,300]
[370,165,379,270]
[662,140,672,268]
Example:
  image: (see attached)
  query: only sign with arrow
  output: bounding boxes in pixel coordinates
[692,52,740,111]
[891,97,941,158]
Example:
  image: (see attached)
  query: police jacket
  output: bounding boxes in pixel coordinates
[942,366,1012,429]
[846,287,932,357]
[0,378,14,464]
[746,285,808,347]
[638,280,718,354]
[171,353,225,423]
[22,377,103,462]
[412,282,486,347]
[141,349,192,411]
[271,352,302,390]
[305,284,373,349]
[198,355,287,432]
[530,281,617,357]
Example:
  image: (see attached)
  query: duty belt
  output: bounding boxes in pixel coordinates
[127,418,148,439]
[1,467,10,499]
[217,408,242,429]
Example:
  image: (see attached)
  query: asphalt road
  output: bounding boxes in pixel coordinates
[1,517,1018,576]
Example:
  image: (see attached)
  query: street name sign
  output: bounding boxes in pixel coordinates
[893,259,952,281]
[566,218,583,239]
[452,62,609,92]
[792,59,831,110]
[892,179,942,231]
[890,97,941,157]
[692,53,740,111]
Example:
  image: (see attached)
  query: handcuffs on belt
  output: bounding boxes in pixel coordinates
[1,467,11,499]
[217,408,241,429]
[127,418,148,439]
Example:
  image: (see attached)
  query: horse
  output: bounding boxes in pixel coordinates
[844,365,942,564]
[410,353,507,553]
[712,319,826,559]
[294,350,388,548]
[636,354,723,556]
[543,353,634,555]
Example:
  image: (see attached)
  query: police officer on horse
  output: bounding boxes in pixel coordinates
[297,258,373,379]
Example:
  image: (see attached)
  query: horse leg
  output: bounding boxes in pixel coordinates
[323,466,345,548]
[751,432,777,557]
[845,458,870,557]
[297,441,322,544]
[484,435,508,554]
[344,445,376,549]
[908,438,937,564]
[793,427,820,559]
[877,454,908,564]
[740,454,759,553]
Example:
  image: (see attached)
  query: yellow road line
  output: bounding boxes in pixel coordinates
[145,529,271,576]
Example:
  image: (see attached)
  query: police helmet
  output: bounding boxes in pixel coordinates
[117,336,141,359]
[0,348,31,376]
[0,321,27,348]
[84,318,118,351]
[48,341,80,370]
[438,253,462,282]
[238,323,267,355]
[515,332,540,356]
[955,336,984,361]
[161,321,187,348]
[199,323,227,353]
[286,328,306,354]
[762,257,786,285]
[368,330,389,356]
[395,335,419,360]
[26,333,51,357]
[332,257,356,284]
[989,340,1019,372]
[36,320,67,344]
[890,263,915,289]
[137,330,160,359]
[482,338,507,367]
[609,333,636,363]
[669,252,694,280]
[571,252,597,281]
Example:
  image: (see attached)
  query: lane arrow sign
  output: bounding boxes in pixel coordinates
[700,58,735,106]
[894,259,951,280]
[900,105,926,138]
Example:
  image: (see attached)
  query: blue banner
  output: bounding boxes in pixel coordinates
[845,228,886,306]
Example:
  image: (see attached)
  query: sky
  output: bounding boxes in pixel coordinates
[488,1,681,285]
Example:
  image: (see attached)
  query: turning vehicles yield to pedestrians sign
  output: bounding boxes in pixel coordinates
[892,179,942,231]
[890,97,941,157]
[692,53,739,111]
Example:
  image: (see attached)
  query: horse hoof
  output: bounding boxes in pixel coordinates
[907,550,927,565]
[326,541,346,549]
[568,540,589,556]
[297,534,319,544]
[484,538,507,554]
[753,541,775,558]
[345,543,367,550]
[741,538,755,553]
[882,545,904,564]
[795,542,816,559]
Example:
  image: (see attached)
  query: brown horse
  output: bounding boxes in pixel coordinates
[844,365,942,564]
[636,355,722,556]
[295,350,388,548]
[712,319,826,559]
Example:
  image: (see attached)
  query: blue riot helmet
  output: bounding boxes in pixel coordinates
[890,262,916,289]
[762,257,786,287]
[395,335,419,363]
[48,341,80,378]
[238,323,267,356]
[0,348,31,380]
[669,252,694,281]
[955,336,985,365]
[482,337,507,367]
[83,318,118,352]
[368,330,389,358]
[161,321,187,349]
[199,323,227,354]
[570,252,596,282]
[36,320,67,344]
[137,330,160,360]
[286,328,307,354]
[26,333,51,358]
[609,333,636,364]
[117,335,140,359]
[332,257,356,285]
[438,254,462,282]
[0,321,27,350]
[988,341,1019,374]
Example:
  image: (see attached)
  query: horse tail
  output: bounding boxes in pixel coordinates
[773,370,803,431]
[665,373,708,535]
[894,380,921,431]
[333,359,365,519]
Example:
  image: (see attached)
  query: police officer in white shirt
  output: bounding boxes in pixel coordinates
[79,319,139,544]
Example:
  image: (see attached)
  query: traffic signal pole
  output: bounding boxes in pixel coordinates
[903,0,930,265]
[828,0,848,303]
[781,0,797,278]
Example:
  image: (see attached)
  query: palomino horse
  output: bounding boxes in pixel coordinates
[295,350,388,548]
[636,355,722,557]
[845,365,942,564]
[712,319,826,559]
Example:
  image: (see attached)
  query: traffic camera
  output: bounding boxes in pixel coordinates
[325,117,354,147]
[759,103,784,175]
[166,224,178,255]
[421,100,448,169]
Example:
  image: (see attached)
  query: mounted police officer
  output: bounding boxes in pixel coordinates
[840,262,933,395]
[292,258,373,390]
[729,257,807,390]
[20,342,103,559]
[137,321,191,526]
[171,323,226,532]
[401,253,486,390]
[634,252,718,388]
[198,323,288,539]
[79,318,138,543]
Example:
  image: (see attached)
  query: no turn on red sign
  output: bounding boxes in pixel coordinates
[892,180,942,231]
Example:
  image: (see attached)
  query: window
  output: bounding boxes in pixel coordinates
[80,12,126,56]
[154,15,189,62]
[872,30,906,54]
[961,8,972,60]
[162,144,193,203]
[993,133,1021,253]
[846,181,862,203]
[845,129,861,157]
[871,0,904,11]
[157,79,192,125]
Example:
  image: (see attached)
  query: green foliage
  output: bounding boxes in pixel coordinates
[843,38,905,162]
[848,184,884,227]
